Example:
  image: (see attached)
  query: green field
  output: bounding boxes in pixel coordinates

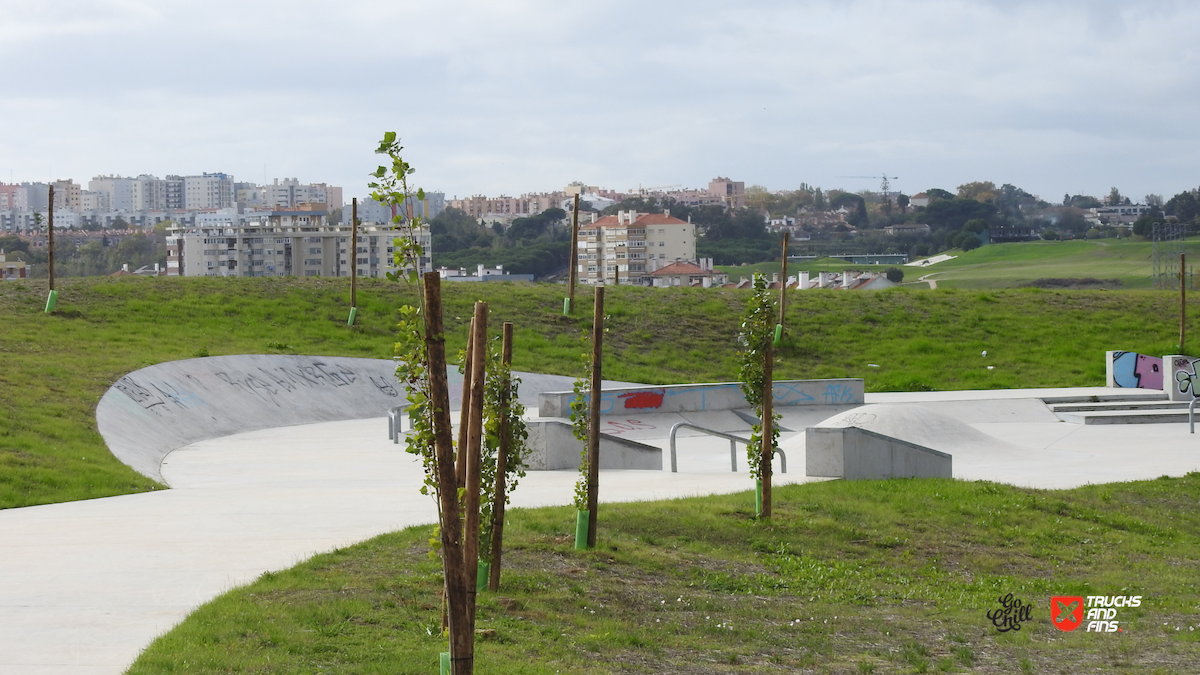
[719,237,1200,290]
[128,476,1200,674]
[1,276,1195,509]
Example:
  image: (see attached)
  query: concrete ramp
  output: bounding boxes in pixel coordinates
[811,403,1028,454]
[787,403,1051,481]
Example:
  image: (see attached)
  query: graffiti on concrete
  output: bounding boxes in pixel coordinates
[1111,351,1164,389]
[838,412,877,426]
[1173,357,1199,398]
[599,419,657,435]
[114,359,395,415]
[823,383,859,404]
[773,382,817,404]
[114,376,207,415]
[619,390,665,409]
[369,376,400,397]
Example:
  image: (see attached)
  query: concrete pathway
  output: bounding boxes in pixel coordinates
[3,387,1200,674]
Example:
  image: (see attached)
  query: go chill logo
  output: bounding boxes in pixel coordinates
[1052,595,1141,633]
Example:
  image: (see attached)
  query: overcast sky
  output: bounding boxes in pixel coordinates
[2,0,1198,205]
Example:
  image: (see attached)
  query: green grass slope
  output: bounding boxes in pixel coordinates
[0,276,1193,509]
[128,476,1200,674]
[720,237,1200,290]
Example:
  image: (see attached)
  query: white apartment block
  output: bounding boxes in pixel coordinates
[577,211,696,286]
[183,173,235,210]
[166,208,431,279]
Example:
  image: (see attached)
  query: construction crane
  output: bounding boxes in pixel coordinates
[839,174,900,194]
[627,183,681,196]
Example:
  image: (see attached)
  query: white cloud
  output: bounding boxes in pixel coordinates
[1,0,1198,202]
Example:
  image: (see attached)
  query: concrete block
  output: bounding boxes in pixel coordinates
[1165,354,1200,401]
[525,419,662,471]
[805,426,951,480]
[539,378,864,418]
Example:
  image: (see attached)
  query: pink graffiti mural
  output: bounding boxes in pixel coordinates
[1135,354,1163,390]
[619,390,665,409]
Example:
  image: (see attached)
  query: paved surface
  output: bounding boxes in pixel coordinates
[2,385,1200,674]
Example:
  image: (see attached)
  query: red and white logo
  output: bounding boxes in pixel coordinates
[1051,596,1084,632]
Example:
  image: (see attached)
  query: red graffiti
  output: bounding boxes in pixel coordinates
[601,419,657,435]
[619,390,665,409]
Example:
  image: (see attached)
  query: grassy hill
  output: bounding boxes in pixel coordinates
[1,275,1194,509]
[718,237,1200,290]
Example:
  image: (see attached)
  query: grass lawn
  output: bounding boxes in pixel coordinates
[718,238,1200,290]
[127,475,1200,674]
[1,276,1196,509]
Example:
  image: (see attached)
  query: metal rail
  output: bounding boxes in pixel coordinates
[1191,397,1198,434]
[668,422,786,474]
[388,405,405,443]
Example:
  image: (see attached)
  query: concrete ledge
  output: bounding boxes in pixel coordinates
[806,426,952,480]
[539,378,864,418]
[525,419,663,471]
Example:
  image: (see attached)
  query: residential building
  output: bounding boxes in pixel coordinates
[80,190,112,211]
[649,259,727,288]
[354,194,445,225]
[707,177,745,209]
[882,223,931,236]
[166,209,430,279]
[52,180,82,212]
[1,250,27,280]
[164,176,185,210]
[183,173,235,210]
[0,183,27,210]
[577,210,696,286]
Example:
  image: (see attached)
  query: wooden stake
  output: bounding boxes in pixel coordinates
[568,194,580,313]
[463,302,488,630]
[351,198,358,307]
[422,273,473,675]
[47,184,55,292]
[456,319,475,490]
[586,286,604,549]
[760,339,774,519]
[778,232,789,330]
[488,322,514,591]
[1182,253,1187,354]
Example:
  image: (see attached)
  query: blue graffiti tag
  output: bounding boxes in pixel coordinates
[823,384,858,404]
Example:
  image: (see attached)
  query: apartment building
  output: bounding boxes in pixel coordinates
[166,207,431,279]
[577,211,696,286]
[52,180,82,212]
[183,173,235,210]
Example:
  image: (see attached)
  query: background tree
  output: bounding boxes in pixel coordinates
[956,181,998,203]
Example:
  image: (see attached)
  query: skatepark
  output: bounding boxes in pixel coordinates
[2,354,1199,674]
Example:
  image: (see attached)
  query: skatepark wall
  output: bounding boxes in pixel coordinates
[1107,350,1200,401]
[1107,351,1164,390]
[538,378,864,418]
[98,355,407,482]
[1165,354,1200,401]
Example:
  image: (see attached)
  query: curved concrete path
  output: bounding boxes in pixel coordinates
[3,383,1200,674]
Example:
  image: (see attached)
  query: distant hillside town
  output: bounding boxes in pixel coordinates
[2,173,1198,283]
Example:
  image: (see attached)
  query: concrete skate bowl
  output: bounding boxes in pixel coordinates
[96,354,608,484]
